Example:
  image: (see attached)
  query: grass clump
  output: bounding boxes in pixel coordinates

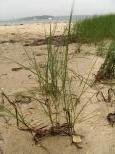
[0,11,97,149]
[96,41,110,57]
[29,14,80,133]
[72,14,115,43]
[96,41,115,81]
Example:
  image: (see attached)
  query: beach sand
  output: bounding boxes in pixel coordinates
[0,23,115,154]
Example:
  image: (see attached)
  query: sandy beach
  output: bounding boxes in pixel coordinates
[0,22,115,154]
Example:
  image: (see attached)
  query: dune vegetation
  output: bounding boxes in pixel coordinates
[72,14,115,43]
[0,12,115,153]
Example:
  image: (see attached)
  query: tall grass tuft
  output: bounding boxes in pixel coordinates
[1,11,80,133]
[96,41,115,81]
[72,14,115,43]
[0,7,97,145]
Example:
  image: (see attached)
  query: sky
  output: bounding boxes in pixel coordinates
[0,0,115,20]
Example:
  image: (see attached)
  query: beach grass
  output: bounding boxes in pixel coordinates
[96,41,115,81]
[72,14,115,43]
[0,9,100,145]
[0,11,81,135]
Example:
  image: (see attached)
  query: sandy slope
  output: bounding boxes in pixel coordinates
[0,23,115,154]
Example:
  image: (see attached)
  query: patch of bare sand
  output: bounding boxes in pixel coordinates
[0,23,66,44]
[0,23,115,154]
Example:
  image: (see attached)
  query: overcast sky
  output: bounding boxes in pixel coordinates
[0,0,115,19]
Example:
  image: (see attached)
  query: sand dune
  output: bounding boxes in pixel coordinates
[0,23,115,154]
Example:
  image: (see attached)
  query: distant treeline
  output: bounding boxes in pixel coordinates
[0,15,93,25]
